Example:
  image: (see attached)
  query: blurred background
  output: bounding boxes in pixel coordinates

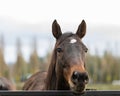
[0,0,120,90]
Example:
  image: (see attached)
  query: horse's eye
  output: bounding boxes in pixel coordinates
[85,49,88,53]
[56,48,63,53]
[85,48,88,53]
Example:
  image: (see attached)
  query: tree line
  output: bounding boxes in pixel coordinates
[0,35,120,84]
[86,50,120,83]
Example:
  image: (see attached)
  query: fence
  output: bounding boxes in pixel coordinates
[0,91,120,96]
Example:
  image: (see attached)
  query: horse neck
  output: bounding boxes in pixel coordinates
[45,48,70,90]
[44,49,57,90]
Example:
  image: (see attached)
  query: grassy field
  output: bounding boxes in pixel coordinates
[86,84,120,90]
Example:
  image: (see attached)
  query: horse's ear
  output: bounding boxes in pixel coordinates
[52,20,62,39]
[76,20,86,39]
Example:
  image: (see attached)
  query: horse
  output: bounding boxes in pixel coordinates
[0,77,16,90]
[23,20,89,93]
[22,71,47,90]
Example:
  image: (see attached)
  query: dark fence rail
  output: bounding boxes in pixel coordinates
[0,90,120,96]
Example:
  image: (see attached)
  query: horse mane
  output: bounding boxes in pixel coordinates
[44,48,57,90]
[45,32,74,90]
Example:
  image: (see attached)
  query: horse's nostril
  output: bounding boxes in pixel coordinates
[85,74,89,80]
[71,71,89,84]
[72,71,79,80]
[71,71,79,85]
[83,73,89,83]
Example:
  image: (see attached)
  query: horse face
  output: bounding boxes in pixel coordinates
[56,35,89,92]
[52,20,89,92]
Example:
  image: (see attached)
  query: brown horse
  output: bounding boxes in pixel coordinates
[23,20,89,93]
[0,77,16,90]
[23,71,47,90]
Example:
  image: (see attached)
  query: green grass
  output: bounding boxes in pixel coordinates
[86,84,120,90]
[16,82,24,90]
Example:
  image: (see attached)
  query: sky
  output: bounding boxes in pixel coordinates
[0,0,120,63]
[0,0,120,25]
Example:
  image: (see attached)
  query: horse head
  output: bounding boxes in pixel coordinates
[45,20,89,93]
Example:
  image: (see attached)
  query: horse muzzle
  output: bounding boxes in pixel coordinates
[70,71,89,93]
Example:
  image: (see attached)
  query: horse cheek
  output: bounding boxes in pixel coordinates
[63,68,71,83]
